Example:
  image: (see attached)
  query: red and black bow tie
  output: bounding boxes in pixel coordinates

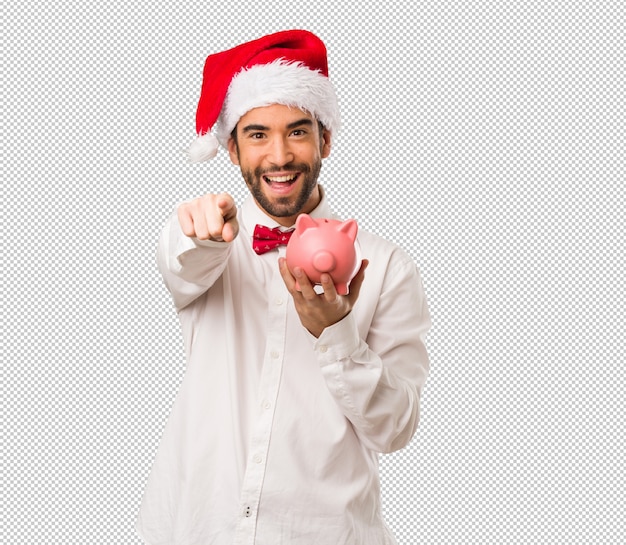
[252,224,295,255]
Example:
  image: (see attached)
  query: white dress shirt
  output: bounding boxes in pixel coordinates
[136,190,430,545]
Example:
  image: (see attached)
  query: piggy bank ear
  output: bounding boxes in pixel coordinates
[296,213,318,233]
[337,219,358,241]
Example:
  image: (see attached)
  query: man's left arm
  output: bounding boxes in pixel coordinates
[279,252,431,454]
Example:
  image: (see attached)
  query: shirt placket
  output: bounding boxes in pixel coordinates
[234,250,289,545]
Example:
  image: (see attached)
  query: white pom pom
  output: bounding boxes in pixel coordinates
[186,132,219,162]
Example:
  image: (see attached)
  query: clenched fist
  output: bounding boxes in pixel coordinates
[177,193,239,242]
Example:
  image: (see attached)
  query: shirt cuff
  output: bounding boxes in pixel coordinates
[313,312,361,363]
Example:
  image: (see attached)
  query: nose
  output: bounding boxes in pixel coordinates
[267,136,294,166]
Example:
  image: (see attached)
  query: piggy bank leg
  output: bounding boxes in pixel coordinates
[335,282,349,295]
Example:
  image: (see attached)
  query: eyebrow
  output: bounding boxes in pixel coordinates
[241,124,269,133]
[241,118,314,134]
[287,118,314,130]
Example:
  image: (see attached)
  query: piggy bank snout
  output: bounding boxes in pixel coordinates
[312,250,336,273]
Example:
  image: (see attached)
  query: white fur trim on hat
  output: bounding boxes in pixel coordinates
[215,60,341,147]
[186,132,219,163]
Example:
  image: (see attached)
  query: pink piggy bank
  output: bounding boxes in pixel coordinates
[285,214,360,295]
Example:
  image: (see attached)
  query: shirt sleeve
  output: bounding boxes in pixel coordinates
[156,209,233,311]
[313,253,430,454]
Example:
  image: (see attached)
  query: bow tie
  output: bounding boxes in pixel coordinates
[252,224,295,255]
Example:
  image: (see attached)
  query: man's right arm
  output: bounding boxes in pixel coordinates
[156,193,239,311]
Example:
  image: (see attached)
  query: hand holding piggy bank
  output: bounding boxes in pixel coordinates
[285,214,360,295]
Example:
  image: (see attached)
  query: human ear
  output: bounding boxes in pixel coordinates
[321,129,332,158]
[227,137,240,165]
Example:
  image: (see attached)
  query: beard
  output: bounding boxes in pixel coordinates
[241,159,322,219]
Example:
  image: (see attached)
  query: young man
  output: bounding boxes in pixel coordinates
[137,30,430,545]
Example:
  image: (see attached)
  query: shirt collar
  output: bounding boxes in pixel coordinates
[240,185,337,238]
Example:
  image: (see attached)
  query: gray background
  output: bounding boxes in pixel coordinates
[3,1,623,543]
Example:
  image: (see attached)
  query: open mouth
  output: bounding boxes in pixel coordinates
[263,173,299,184]
[263,173,300,192]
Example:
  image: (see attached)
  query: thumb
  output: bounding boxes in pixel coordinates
[218,196,238,242]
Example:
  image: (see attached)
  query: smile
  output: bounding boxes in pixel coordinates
[263,173,299,183]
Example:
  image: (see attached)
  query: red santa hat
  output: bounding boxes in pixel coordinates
[187,30,341,162]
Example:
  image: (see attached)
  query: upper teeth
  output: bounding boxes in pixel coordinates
[266,174,297,183]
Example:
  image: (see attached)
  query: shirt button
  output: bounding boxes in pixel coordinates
[263,400,272,410]
[319,345,328,353]
[244,506,252,517]
[253,454,262,464]
[270,350,279,359]
[275,297,284,306]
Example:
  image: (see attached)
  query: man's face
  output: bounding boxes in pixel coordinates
[228,104,331,227]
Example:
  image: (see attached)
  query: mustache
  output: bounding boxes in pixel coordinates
[254,163,312,177]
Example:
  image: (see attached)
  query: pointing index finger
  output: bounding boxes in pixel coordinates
[217,194,236,219]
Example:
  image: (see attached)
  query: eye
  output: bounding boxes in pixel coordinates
[250,132,266,139]
[290,129,307,137]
